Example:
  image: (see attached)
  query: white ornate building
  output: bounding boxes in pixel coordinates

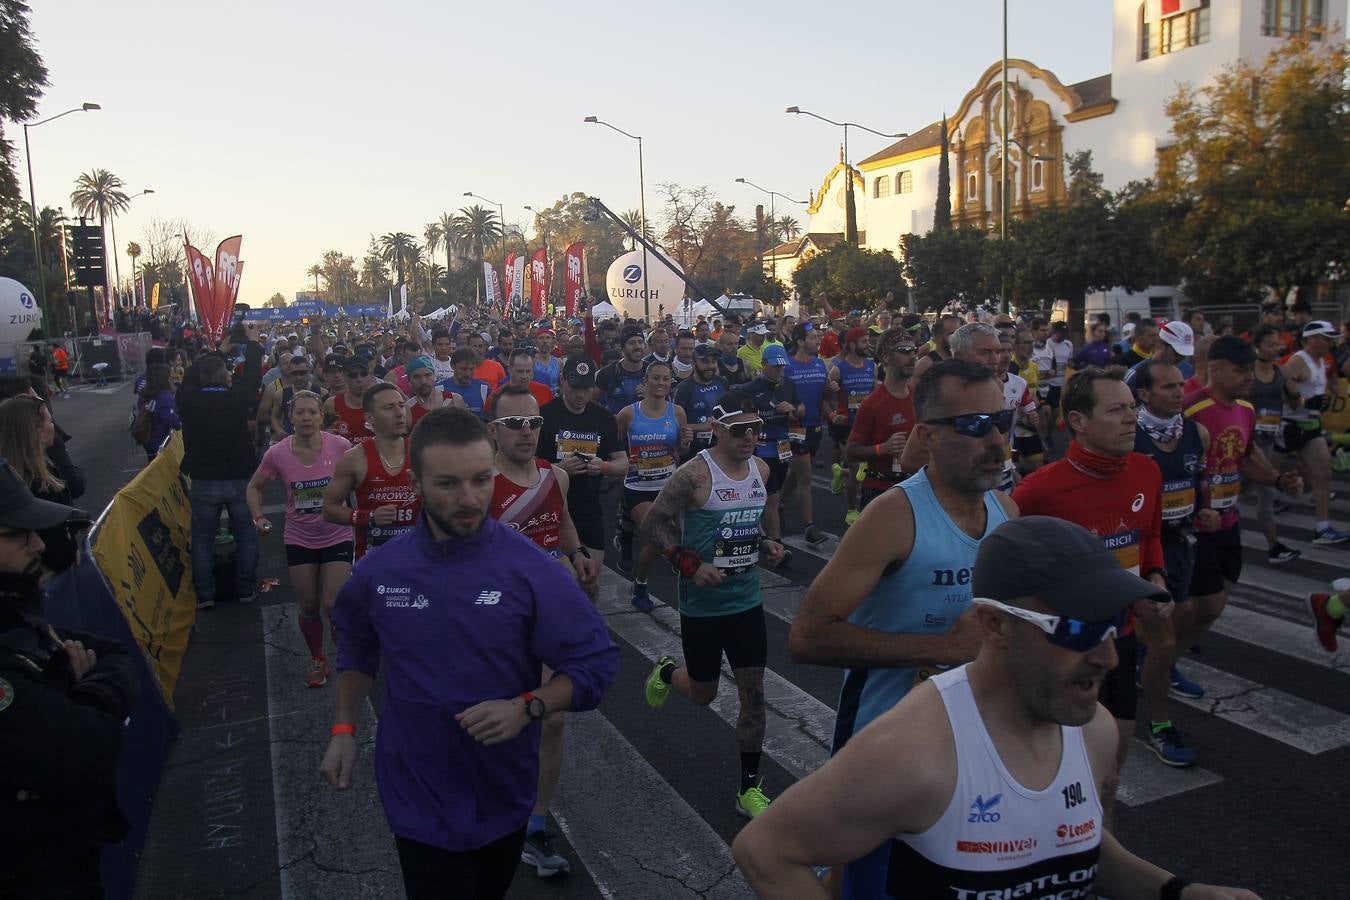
[782,0,1344,285]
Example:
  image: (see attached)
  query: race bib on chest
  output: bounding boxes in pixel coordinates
[776,439,793,462]
[291,477,329,514]
[712,523,760,573]
[1161,479,1196,522]
[1210,471,1241,509]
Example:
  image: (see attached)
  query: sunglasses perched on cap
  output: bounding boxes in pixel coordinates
[923,409,1014,437]
[972,598,1123,652]
[492,415,544,431]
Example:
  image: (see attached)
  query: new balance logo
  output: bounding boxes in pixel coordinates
[968,793,1003,823]
[475,590,502,606]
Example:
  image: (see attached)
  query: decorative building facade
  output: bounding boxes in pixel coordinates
[784,0,1344,273]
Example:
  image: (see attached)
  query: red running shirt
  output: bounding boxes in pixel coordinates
[490,460,565,558]
[353,439,420,560]
[333,393,373,446]
[848,384,916,491]
[1183,387,1256,531]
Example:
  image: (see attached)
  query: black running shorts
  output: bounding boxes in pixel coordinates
[828,420,852,445]
[680,605,767,683]
[1160,528,1197,604]
[284,541,354,567]
[1191,524,1242,597]
[791,426,823,457]
[758,456,788,494]
[573,513,605,552]
[1099,633,1138,721]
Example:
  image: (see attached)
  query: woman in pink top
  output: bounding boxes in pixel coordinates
[246,390,354,687]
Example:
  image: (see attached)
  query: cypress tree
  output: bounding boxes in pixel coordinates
[934,113,952,230]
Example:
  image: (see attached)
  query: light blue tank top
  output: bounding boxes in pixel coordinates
[831,467,1008,753]
[624,401,680,492]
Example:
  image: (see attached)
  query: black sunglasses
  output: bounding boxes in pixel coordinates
[924,409,1014,437]
[492,415,544,431]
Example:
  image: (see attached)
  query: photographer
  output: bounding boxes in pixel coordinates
[178,323,264,608]
[0,465,136,898]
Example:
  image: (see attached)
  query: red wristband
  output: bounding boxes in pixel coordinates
[874,443,883,457]
[331,723,355,736]
[350,509,370,526]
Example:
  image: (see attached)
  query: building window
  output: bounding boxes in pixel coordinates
[1139,1,1211,60]
[897,171,913,194]
[1263,0,1326,39]
[874,176,891,199]
[1031,160,1044,192]
[967,172,978,200]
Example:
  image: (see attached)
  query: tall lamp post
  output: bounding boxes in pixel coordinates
[22,102,101,324]
[734,178,806,307]
[463,191,505,305]
[583,115,649,321]
[785,106,904,247]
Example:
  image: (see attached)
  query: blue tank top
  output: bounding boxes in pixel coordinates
[675,376,728,452]
[445,378,490,419]
[835,358,876,425]
[832,468,1009,752]
[624,401,680,492]
[786,355,828,427]
[533,356,560,393]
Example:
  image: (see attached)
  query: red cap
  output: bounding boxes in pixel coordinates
[845,327,869,347]
[535,327,555,337]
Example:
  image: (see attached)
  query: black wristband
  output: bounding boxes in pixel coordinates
[1160,876,1190,900]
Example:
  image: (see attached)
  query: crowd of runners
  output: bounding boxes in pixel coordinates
[150,294,1350,899]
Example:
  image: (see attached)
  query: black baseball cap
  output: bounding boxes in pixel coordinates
[693,343,719,358]
[341,356,371,374]
[563,355,597,387]
[972,517,1169,621]
[619,325,645,346]
[0,462,81,531]
[1206,335,1256,365]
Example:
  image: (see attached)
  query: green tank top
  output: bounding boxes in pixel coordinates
[677,449,766,617]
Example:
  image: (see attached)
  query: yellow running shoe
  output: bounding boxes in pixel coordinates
[735,777,772,818]
[830,462,844,494]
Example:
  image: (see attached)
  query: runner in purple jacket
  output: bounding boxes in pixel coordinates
[320,407,618,900]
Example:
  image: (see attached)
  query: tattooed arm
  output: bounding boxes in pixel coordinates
[640,455,710,551]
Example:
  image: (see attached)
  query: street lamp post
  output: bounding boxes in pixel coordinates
[464,191,505,306]
[21,102,100,325]
[785,106,905,247]
[584,116,650,321]
[734,178,807,307]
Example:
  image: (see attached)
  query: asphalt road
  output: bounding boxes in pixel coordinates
[58,389,1349,900]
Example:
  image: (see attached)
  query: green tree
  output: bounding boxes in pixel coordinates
[377,231,419,291]
[266,292,286,308]
[1142,40,1350,302]
[518,193,629,295]
[899,226,992,310]
[306,264,321,293]
[934,113,952,230]
[0,1,48,205]
[793,244,905,308]
[70,168,129,289]
[318,250,359,303]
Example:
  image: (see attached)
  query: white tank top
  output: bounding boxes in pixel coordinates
[1284,349,1327,421]
[888,666,1103,898]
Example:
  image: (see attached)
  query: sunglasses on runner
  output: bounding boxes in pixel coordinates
[892,345,918,355]
[923,409,1014,437]
[717,419,764,439]
[492,415,544,431]
[972,597,1122,652]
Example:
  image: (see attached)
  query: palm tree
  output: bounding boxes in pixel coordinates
[306,264,322,293]
[451,206,502,262]
[621,209,645,250]
[126,241,142,303]
[776,215,801,242]
[70,169,130,294]
[377,232,420,293]
[427,211,458,276]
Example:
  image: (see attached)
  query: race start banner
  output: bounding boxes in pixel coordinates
[530,247,548,319]
[564,241,585,317]
[184,234,244,343]
[92,431,197,709]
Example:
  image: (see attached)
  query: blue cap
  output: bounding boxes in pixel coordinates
[761,345,789,367]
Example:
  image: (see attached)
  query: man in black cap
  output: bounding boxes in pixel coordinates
[672,343,729,461]
[0,464,138,897]
[594,325,647,415]
[537,356,628,564]
[735,517,1260,900]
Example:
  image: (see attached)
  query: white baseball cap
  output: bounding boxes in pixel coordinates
[1158,321,1195,357]
[1302,320,1336,339]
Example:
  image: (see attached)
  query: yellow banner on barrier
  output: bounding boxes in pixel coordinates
[93,432,196,709]
[1321,379,1350,435]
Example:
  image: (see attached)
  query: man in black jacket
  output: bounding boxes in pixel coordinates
[0,463,137,898]
[178,326,264,608]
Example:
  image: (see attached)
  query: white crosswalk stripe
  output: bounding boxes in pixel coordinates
[254,477,1350,898]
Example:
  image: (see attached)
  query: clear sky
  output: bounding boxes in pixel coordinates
[23,0,1112,305]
